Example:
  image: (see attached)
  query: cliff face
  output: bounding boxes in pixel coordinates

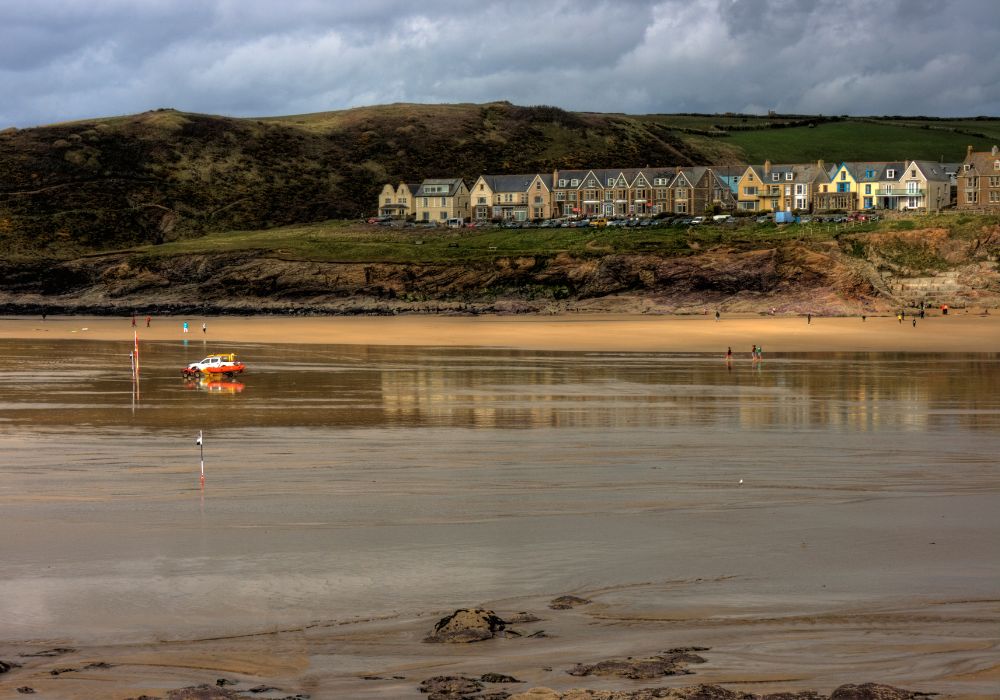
[2,227,997,315]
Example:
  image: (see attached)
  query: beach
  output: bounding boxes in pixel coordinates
[1,311,998,352]
[0,315,997,700]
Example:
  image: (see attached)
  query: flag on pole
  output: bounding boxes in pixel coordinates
[133,331,139,377]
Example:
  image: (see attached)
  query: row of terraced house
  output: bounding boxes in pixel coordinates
[377,145,1000,223]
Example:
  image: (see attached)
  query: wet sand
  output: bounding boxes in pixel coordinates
[0,326,997,699]
[1,311,999,352]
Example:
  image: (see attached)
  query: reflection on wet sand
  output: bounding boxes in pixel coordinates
[0,340,997,697]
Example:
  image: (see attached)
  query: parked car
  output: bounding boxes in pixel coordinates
[690,216,705,225]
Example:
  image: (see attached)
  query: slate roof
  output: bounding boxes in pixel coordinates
[415,178,465,197]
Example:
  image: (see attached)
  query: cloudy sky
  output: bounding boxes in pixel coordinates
[2,0,998,128]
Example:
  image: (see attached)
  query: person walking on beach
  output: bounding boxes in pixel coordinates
[726,346,732,361]
[807,313,811,324]
[183,321,189,334]
[897,313,903,324]
[145,315,151,328]
[715,310,720,322]
[131,314,136,328]
[757,345,763,361]
[751,344,757,361]
[912,318,917,328]
[202,322,207,334]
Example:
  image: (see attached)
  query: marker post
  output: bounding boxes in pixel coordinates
[196,430,205,485]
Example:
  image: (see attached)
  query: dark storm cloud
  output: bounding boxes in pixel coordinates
[1,0,998,128]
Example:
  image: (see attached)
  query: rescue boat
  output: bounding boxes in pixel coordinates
[181,353,246,378]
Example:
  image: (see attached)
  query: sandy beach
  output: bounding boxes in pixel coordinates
[0,314,998,699]
[1,311,999,352]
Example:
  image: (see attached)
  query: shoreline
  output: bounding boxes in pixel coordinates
[1,311,998,353]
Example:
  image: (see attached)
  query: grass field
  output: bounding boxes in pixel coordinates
[126,216,974,266]
[727,120,997,163]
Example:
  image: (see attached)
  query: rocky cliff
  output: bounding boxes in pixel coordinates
[2,224,997,315]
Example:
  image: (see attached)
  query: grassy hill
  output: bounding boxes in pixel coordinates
[0,103,997,257]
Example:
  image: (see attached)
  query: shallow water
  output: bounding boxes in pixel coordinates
[0,339,998,644]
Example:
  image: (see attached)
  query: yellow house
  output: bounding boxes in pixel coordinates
[414,179,470,223]
[814,163,858,211]
[736,164,767,212]
[378,182,420,219]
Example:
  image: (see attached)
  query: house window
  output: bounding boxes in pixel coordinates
[785,172,793,181]
[995,160,1000,170]
[739,201,757,211]
[607,178,615,186]
[441,197,447,207]
[385,197,392,204]
[840,171,847,180]
[964,164,971,172]
[910,169,916,177]
[795,184,805,195]
[534,196,543,204]
[422,198,428,207]
[675,202,687,213]
[570,179,579,187]
[990,176,1000,187]
[479,183,485,190]
[477,197,487,205]
[536,182,541,190]
[886,169,896,179]
[440,211,447,220]
[743,186,757,196]
[865,184,871,194]
[865,169,874,178]
[558,179,566,187]
[966,191,978,203]
[772,173,779,182]
[675,188,688,198]
[991,191,1000,202]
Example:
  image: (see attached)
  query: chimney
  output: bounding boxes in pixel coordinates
[817,159,825,173]
[675,165,681,174]
[764,159,772,175]
[992,145,999,156]
[967,145,974,158]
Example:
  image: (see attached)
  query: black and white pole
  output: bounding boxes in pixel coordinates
[196,430,204,484]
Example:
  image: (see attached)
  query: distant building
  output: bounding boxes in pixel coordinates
[957,145,1000,210]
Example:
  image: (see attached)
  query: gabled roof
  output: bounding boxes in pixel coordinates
[907,161,960,182]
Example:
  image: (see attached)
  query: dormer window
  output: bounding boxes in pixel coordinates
[964,164,971,172]
[772,173,779,182]
[558,179,567,187]
[570,179,579,187]
[785,172,793,181]
[886,169,895,179]
[607,178,615,186]
[994,160,1000,170]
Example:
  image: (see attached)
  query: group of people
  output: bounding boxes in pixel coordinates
[130,314,152,328]
[725,345,764,362]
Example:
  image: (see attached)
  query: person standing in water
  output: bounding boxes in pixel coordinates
[726,346,732,361]
[751,344,757,361]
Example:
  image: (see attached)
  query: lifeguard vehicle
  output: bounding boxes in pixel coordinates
[181,353,246,378]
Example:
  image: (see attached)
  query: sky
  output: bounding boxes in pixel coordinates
[2,0,999,128]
